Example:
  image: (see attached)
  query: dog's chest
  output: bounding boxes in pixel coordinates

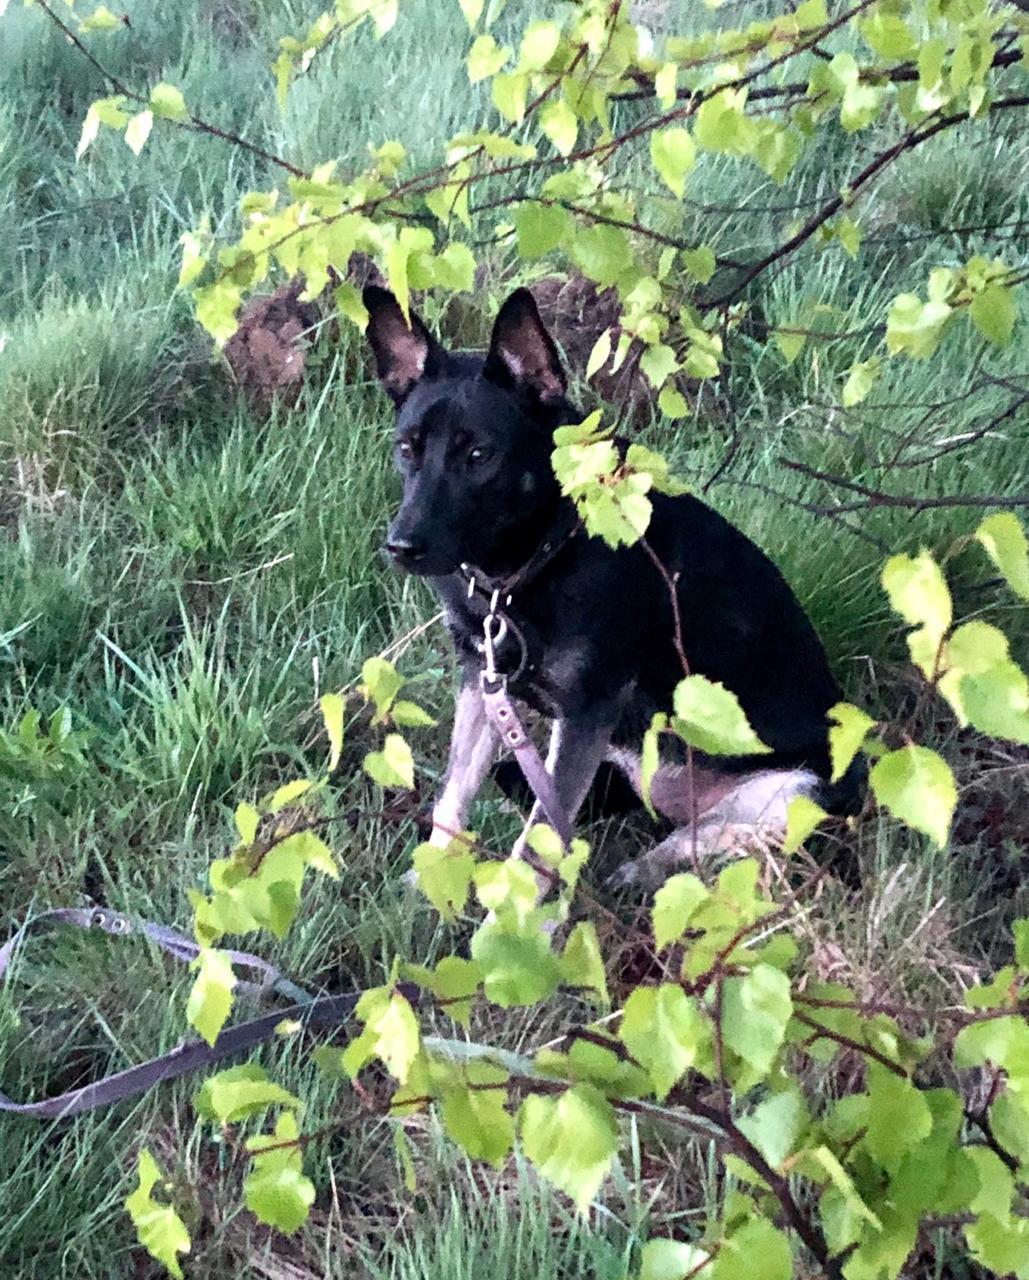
[441,589,576,719]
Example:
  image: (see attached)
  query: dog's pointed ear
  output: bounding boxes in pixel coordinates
[363,286,445,405]
[483,288,567,405]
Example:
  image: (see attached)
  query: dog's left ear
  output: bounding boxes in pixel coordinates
[483,289,567,405]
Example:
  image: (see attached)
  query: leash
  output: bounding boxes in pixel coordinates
[0,905,381,1119]
[457,502,582,850]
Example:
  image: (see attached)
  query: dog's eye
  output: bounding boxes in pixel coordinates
[468,446,490,464]
[397,440,414,460]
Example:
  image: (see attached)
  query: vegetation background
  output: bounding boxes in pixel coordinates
[1,0,1027,1275]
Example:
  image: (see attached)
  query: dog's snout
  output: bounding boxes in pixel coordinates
[385,535,427,564]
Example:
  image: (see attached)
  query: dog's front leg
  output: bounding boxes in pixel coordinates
[429,678,499,847]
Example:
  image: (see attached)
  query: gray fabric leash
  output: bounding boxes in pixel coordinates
[0,906,374,1119]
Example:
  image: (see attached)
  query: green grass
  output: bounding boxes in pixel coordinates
[1,0,1028,1275]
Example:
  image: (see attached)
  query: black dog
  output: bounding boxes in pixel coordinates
[364,285,863,889]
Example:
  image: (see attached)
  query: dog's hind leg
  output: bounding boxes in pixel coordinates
[429,679,499,847]
[606,766,821,893]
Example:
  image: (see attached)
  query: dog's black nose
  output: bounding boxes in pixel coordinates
[385,537,426,564]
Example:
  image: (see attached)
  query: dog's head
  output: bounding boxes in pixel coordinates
[364,285,573,578]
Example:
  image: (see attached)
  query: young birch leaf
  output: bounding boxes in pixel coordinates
[620,985,709,1100]
[586,328,612,380]
[881,550,952,676]
[125,110,154,157]
[150,83,189,121]
[235,801,260,845]
[722,964,792,1076]
[492,72,528,123]
[441,1061,513,1166]
[842,355,880,406]
[187,947,236,1046]
[319,692,345,770]
[458,0,484,29]
[80,6,122,30]
[245,1158,315,1233]
[364,733,414,789]
[560,922,608,1003]
[970,285,1016,347]
[641,1240,710,1280]
[539,100,577,155]
[976,512,1029,600]
[468,33,511,82]
[783,794,828,853]
[828,702,874,782]
[514,202,569,259]
[672,676,771,756]
[650,127,696,197]
[870,746,956,847]
[125,1150,190,1280]
[520,1084,617,1211]
[519,19,560,71]
[652,872,708,949]
[412,839,476,919]
[683,245,715,284]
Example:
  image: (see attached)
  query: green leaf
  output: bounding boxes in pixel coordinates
[571,224,633,288]
[586,329,612,380]
[361,655,404,718]
[520,1084,617,1211]
[652,872,709,949]
[235,801,260,845]
[714,1218,792,1280]
[539,99,577,157]
[178,228,207,288]
[833,214,861,258]
[125,1150,190,1280]
[639,712,665,819]
[970,285,1016,347]
[434,243,476,292]
[441,1061,513,1166]
[470,921,561,1007]
[640,1239,710,1280]
[492,72,528,123]
[560,922,608,1003]
[620,984,709,1100]
[364,733,414,789]
[881,549,952,675]
[976,513,1029,600]
[783,795,828,853]
[870,746,956,847]
[412,839,476,920]
[124,109,153,157]
[865,1065,933,1172]
[244,1160,315,1233]
[196,1066,301,1123]
[458,0,484,29]
[640,343,679,389]
[335,281,369,330]
[514,202,569,260]
[683,245,715,284]
[431,955,481,1027]
[722,964,792,1077]
[658,385,689,419]
[519,20,560,71]
[842,355,880,407]
[391,699,437,728]
[467,33,509,81]
[827,702,873,783]
[266,777,314,812]
[860,12,916,59]
[186,947,236,1047]
[886,293,952,358]
[650,127,696,198]
[194,281,242,346]
[774,330,806,364]
[150,83,189,122]
[320,692,345,771]
[671,676,771,756]
[80,5,122,31]
[739,1089,810,1169]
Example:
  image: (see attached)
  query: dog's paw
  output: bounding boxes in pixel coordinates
[605,857,659,895]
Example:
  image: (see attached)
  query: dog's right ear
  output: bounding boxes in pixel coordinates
[363,286,445,405]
